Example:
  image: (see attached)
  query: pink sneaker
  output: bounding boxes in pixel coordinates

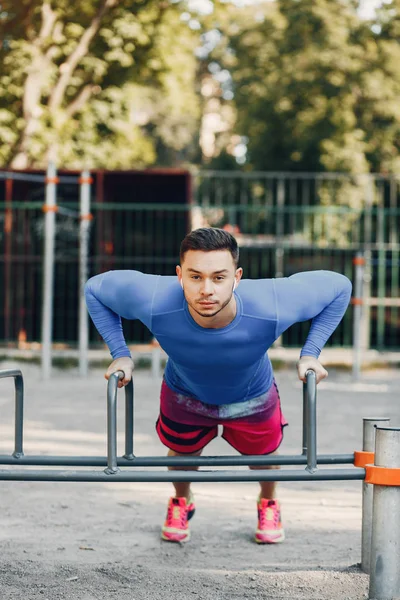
[161,495,195,543]
[255,498,285,544]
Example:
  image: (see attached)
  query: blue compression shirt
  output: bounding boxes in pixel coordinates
[85,270,352,405]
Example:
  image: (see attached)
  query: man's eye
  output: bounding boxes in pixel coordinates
[191,276,200,280]
[215,277,224,281]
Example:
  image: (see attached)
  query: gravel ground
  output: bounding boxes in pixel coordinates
[1,361,399,600]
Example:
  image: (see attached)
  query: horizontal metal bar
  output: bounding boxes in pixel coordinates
[0,454,355,467]
[367,298,400,307]
[0,369,23,380]
[197,170,399,181]
[0,172,79,183]
[92,203,192,211]
[0,468,365,483]
[0,172,46,183]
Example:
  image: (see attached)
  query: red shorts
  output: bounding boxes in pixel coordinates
[156,379,288,455]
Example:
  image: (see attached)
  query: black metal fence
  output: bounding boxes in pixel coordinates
[1,170,399,350]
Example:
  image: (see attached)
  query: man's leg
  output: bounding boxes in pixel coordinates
[249,454,279,499]
[161,448,203,543]
[222,399,286,544]
[249,458,284,544]
[156,378,218,542]
[167,448,202,500]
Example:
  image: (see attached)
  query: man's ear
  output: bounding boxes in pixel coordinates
[234,268,243,290]
[176,265,183,288]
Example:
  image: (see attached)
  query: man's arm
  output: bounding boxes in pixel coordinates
[274,271,352,373]
[84,270,160,359]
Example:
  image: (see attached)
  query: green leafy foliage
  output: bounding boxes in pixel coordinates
[206,0,400,175]
[0,0,201,168]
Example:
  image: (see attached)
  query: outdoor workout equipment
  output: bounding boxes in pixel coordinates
[0,368,399,600]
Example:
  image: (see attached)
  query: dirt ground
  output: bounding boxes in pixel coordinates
[1,361,399,600]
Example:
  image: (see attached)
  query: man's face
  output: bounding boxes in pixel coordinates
[176,249,242,319]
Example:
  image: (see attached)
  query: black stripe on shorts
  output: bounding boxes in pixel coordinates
[157,418,215,447]
[160,408,214,434]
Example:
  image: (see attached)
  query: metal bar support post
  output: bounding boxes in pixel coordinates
[302,370,317,472]
[106,372,134,473]
[124,376,134,460]
[41,162,57,380]
[352,253,365,380]
[0,369,24,458]
[78,170,92,376]
[361,417,390,574]
[369,427,400,599]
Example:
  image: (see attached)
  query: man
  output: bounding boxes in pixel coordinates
[85,227,352,544]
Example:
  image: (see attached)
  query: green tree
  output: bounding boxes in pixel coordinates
[355,0,400,173]
[0,0,201,168]
[223,0,368,173]
[199,1,387,244]
[203,0,400,176]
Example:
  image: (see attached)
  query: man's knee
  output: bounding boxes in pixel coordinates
[167,448,203,471]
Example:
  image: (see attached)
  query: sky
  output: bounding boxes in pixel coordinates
[358,0,384,19]
[187,0,386,19]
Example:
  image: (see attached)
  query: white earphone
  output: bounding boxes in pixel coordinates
[233,280,237,291]
[180,280,184,289]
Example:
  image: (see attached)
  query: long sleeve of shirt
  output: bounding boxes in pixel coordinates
[273,271,352,358]
[84,270,160,359]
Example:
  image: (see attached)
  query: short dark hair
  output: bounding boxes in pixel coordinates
[180,227,239,266]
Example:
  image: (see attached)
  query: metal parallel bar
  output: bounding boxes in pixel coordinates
[13,373,24,458]
[0,368,23,380]
[106,372,121,474]
[0,453,355,468]
[104,369,320,474]
[305,370,317,472]
[124,379,134,460]
[0,369,24,458]
[302,376,308,456]
[0,468,365,483]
